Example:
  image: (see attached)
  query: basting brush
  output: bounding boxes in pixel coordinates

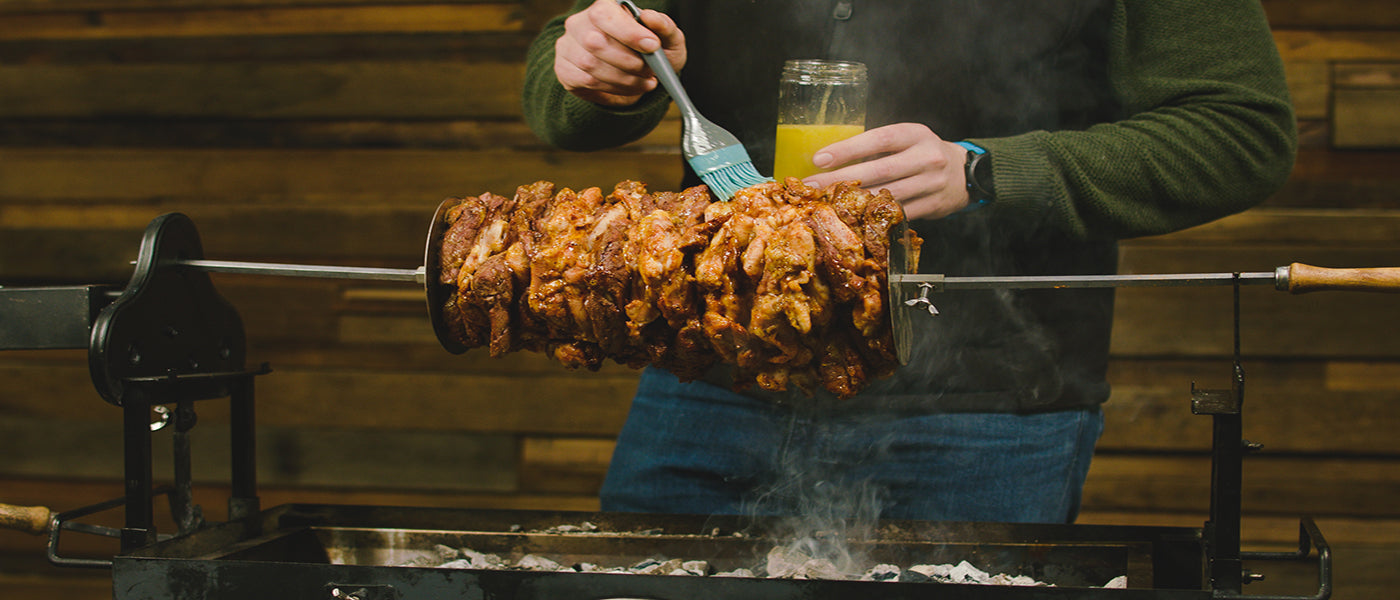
[618,0,771,200]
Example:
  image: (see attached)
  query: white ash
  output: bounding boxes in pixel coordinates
[507,521,670,537]
[515,554,571,572]
[539,521,600,534]
[880,561,1048,586]
[412,542,1125,588]
[628,558,713,576]
[764,546,845,580]
[400,544,507,570]
[864,563,901,581]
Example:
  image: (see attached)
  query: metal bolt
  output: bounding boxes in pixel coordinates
[904,282,940,316]
[149,405,171,432]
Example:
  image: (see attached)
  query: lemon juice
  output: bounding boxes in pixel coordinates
[773,124,865,181]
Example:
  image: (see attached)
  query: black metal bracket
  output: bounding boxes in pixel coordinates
[1240,517,1334,600]
[326,584,402,600]
[0,285,120,350]
[89,212,248,406]
[95,214,267,553]
[1196,276,1331,600]
[9,213,268,557]
[46,487,174,569]
[1192,275,1248,595]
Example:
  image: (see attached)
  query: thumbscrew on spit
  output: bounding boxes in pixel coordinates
[904,282,940,316]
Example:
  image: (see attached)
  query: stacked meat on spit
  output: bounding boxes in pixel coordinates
[435,178,919,399]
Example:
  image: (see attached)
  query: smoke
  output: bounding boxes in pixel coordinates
[739,407,896,579]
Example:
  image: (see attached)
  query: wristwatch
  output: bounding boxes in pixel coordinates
[955,141,994,210]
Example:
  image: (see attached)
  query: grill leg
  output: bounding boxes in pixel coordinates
[228,372,260,521]
[121,393,155,552]
[1207,367,1245,594]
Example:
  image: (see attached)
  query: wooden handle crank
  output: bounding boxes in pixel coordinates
[1284,263,1400,294]
[0,503,53,535]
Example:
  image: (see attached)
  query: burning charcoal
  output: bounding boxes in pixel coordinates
[908,564,951,582]
[948,560,992,584]
[461,549,506,570]
[432,544,460,562]
[764,546,805,578]
[515,554,567,571]
[437,559,474,569]
[681,560,711,576]
[547,521,601,534]
[714,568,756,578]
[397,555,443,568]
[898,568,931,583]
[637,558,687,575]
[797,559,843,580]
[863,564,900,581]
[764,546,843,580]
[1103,576,1128,589]
[988,573,1045,587]
[629,557,664,572]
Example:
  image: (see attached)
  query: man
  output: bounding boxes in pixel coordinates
[522,0,1296,523]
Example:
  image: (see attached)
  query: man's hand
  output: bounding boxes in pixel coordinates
[800,123,972,220]
[555,0,687,107]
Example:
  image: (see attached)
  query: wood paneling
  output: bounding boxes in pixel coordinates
[1262,0,1400,29]
[1274,30,1400,62]
[1333,84,1400,148]
[0,62,529,119]
[1,1,1398,598]
[0,149,678,203]
[0,0,536,11]
[1283,60,1329,120]
[0,4,524,40]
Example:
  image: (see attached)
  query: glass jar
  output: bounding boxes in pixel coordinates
[773,60,868,181]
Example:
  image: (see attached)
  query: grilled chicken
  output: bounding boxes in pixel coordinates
[436,178,914,399]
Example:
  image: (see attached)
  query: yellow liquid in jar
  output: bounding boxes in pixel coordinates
[773,124,866,181]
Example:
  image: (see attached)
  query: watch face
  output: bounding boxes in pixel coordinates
[967,151,993,202]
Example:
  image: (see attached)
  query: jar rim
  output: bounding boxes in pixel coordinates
[781,59,867,84]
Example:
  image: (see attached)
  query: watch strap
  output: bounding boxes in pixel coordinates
[955,141,993,212]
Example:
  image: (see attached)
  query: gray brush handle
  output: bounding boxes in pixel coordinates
[616,0,700,117]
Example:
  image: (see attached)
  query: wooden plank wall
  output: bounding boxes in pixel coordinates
[0,0,1397,597]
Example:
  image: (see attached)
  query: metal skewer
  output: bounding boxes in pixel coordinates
[887,263,1400,364]
[891,269,1284,291]
[174,259,426,284]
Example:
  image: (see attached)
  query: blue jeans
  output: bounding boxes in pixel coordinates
[600,367,1104,524]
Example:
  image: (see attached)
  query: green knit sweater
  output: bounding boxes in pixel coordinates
[521,0,1298,410]
[522,0,1297,242]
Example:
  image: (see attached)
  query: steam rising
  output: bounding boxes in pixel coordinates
[741,409,896,579]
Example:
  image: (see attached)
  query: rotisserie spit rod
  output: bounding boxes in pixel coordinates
[172,259,1399,293]
[892,263,1400,294]
[174,259,425,283]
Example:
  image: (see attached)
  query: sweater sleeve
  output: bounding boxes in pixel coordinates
[971,0,1297,241]
[522,0,675,151]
